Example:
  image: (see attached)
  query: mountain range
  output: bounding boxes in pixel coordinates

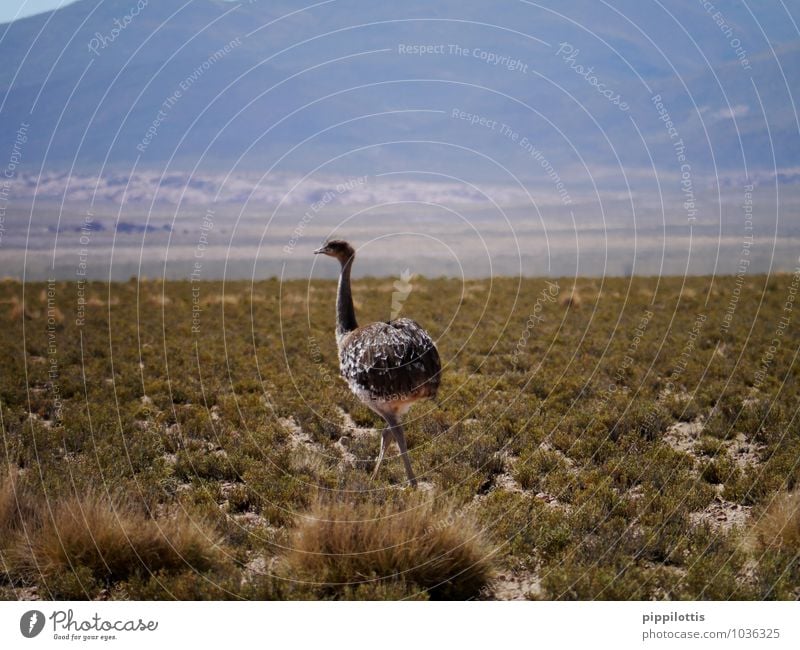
[0,0,797,204]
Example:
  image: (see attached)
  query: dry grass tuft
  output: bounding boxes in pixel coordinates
[282,496,495,599]
[1,473,222,583]
[0,470,39,539]
[146,294,172,306]
[1,470,25,536]
[749,491,800,552]
[0,471,17,534]
[205,293,240,306]
[560,288,582,308]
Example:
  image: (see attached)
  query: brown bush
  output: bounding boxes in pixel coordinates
[1,473,222,583]
[0,470,37,538]
[560,289,582,308]
[749,491,800,552]
[282,496,495,599]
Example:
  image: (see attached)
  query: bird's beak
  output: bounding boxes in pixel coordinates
[313,246,326,255]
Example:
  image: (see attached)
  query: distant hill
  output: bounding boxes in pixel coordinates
[0,0,797,189]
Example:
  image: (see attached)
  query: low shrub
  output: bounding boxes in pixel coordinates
[281,495,494,599]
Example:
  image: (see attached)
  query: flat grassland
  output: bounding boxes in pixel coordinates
[1,274,799,600]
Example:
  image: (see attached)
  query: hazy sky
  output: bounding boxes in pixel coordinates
[0,0,243,23]
[0,0,76,23]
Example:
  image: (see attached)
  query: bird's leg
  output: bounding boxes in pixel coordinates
[392,423,418,488]
[371,426,393,480]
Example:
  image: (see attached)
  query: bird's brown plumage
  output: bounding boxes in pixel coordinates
[314,239,441,486]
[338,318,441,404]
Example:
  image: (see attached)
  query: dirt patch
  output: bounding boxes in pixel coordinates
[492,451,524,493]
[486,568,543,600]
[534,491,568,510]
[231,511,275,531]
[493,471,524,493]
[689,496,751,532]
[333,435,358,466]
[666,418,756,532]
[279,416,316,450]
[335,406,379,440]
[664,419,703,456]
[241,554,280,586]
[725,432,763,470]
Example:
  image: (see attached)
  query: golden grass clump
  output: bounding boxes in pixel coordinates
[25,496,220,580]
[0,473,222,583]
[0,471,17,534]
[146,293,172,306]
[205,293,240,306]
[749,491,800,552]
[559,288,582,308]
[0,470,37,538]
[283,496,495,599]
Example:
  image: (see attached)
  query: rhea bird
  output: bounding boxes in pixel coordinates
[314,240,441,488]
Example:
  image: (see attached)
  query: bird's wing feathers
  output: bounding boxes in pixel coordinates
[339,318,441,401]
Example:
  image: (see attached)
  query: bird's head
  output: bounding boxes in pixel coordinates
[313,239,355,263]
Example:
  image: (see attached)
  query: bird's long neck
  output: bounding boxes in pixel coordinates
[336,255,358,338]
